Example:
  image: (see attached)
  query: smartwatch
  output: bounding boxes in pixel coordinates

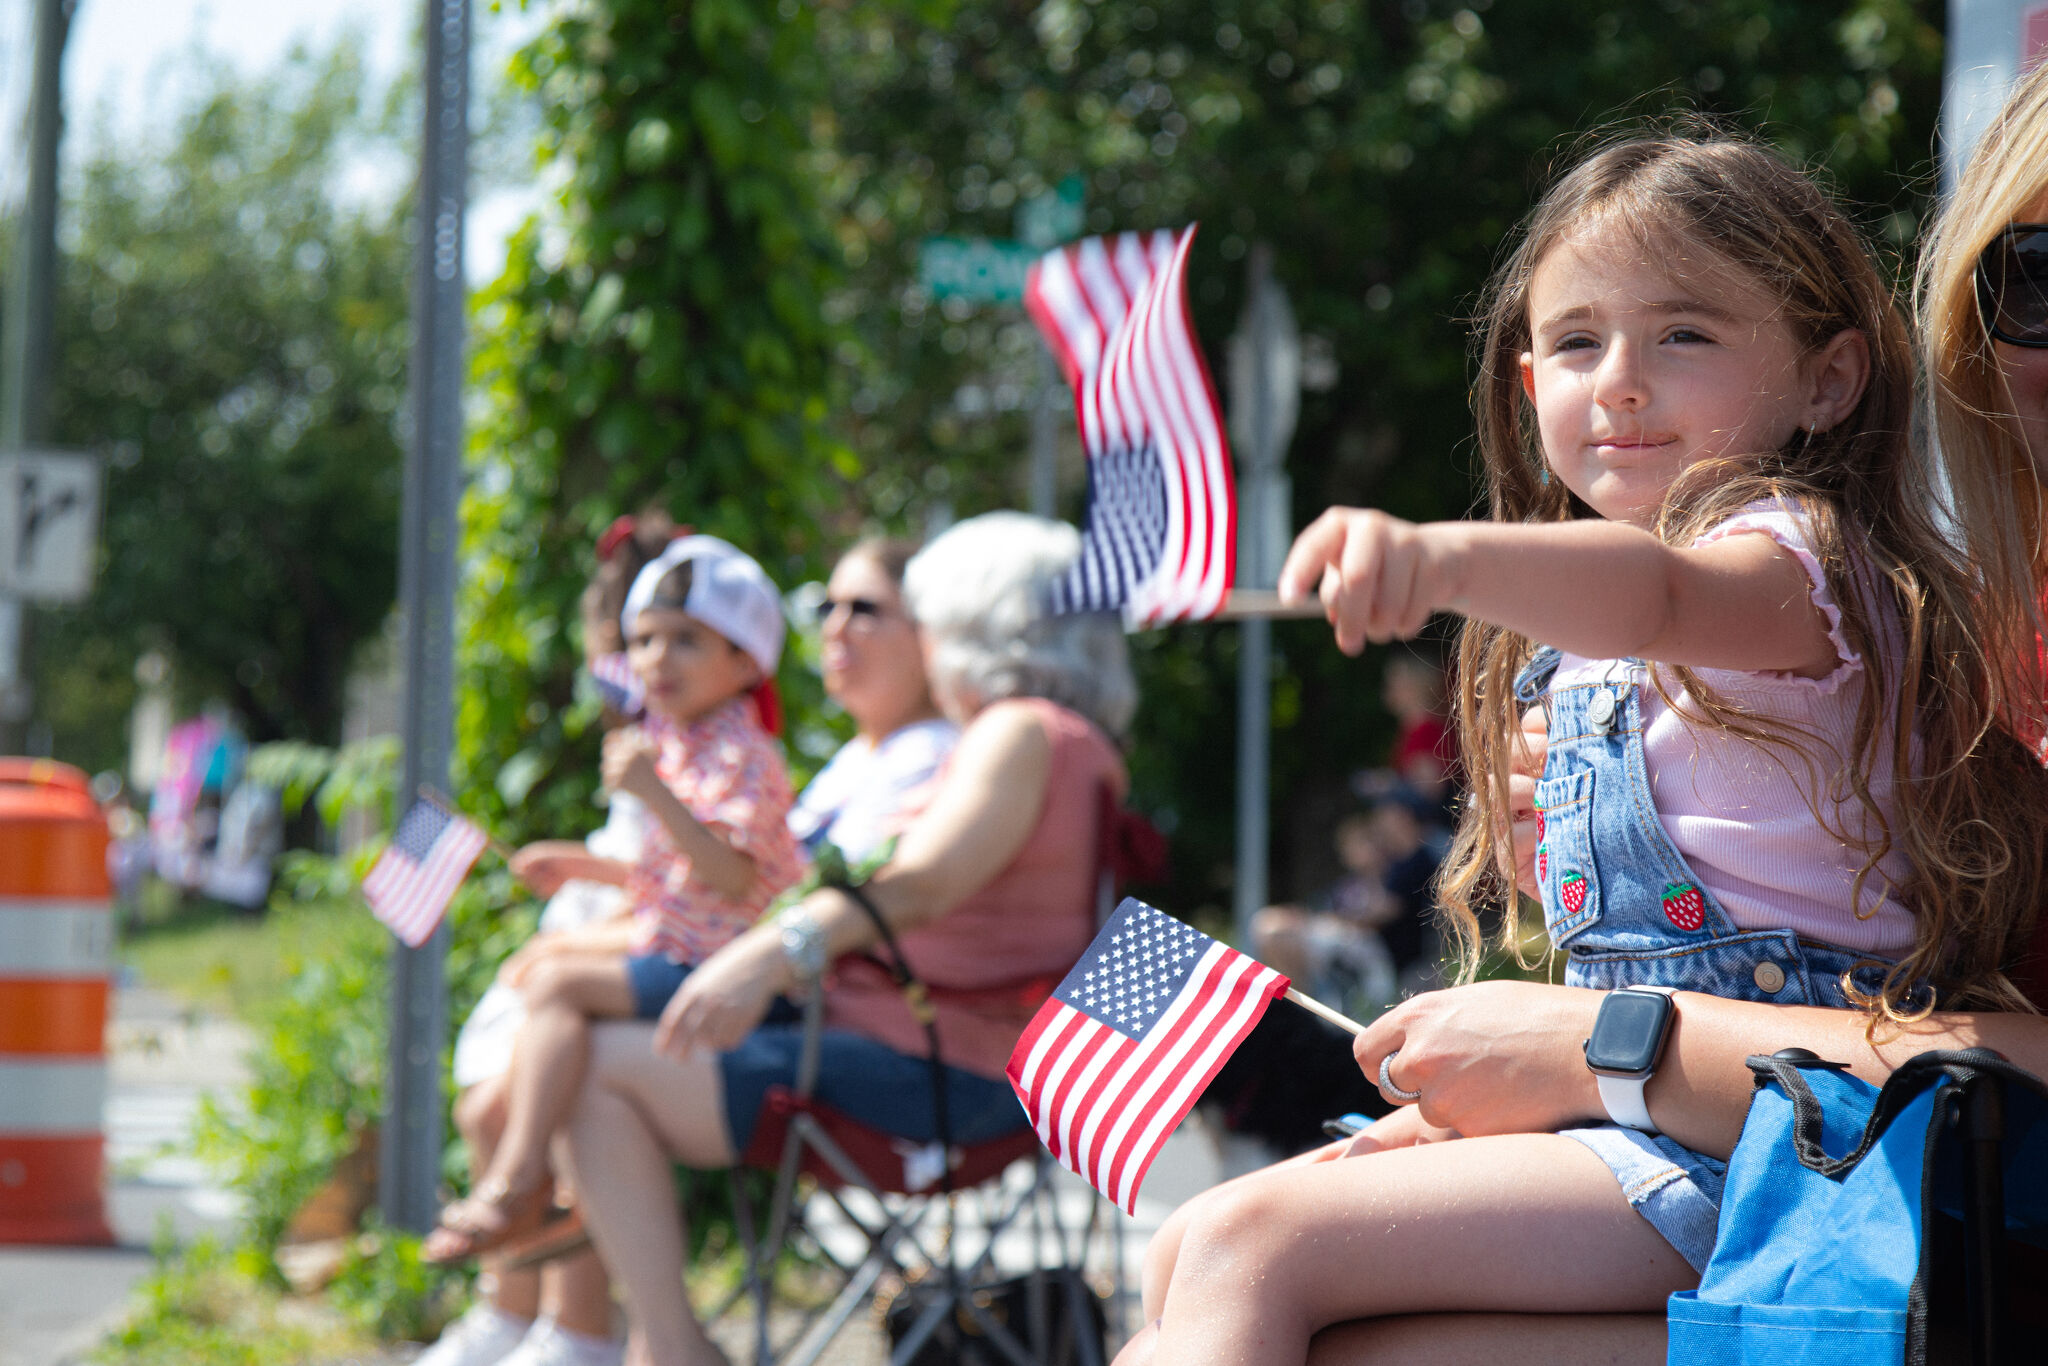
[1582,986,1677,1134]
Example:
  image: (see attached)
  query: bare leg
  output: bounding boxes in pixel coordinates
[561,1022,737,1366]
[452,1077,545,1319]
[482,956,638,1201]
[1140,1140,1349,1318]
[542,1244,617,1341]
[1307,1313,1664,1364]
[1147,1132,1695,1364]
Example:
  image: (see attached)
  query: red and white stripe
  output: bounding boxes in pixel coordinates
[1007,943,1286,1213]
[361,818,488,948]
[1026,226,1236,625]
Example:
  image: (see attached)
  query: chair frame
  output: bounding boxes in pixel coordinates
[705,982,1126,1366]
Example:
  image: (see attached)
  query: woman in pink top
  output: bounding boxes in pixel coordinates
[559,512,1134,1366]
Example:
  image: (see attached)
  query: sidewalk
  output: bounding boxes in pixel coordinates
[0,981,251,1366]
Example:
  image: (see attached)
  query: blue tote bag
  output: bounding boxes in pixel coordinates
[1667,1047,2048,1365]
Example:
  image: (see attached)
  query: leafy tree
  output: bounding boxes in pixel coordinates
[459,0,884,836]
[31,42,411,769]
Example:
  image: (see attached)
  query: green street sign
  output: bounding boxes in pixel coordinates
[919,235,1038,303]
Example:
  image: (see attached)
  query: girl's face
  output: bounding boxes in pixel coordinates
[1993,193,2048,475]
[1519,221,1822,529]
[626,606,760,725]
[819,553,930,736]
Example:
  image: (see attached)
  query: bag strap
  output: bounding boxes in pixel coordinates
[1747,1047,2048,1179]
[836,882,955,1200]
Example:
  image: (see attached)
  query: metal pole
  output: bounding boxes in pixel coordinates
[382,0,468,1233]
[0,0,69,751]
[1029,349,1059,518]
[1229,246,1300,941]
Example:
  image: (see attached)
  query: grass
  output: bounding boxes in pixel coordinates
[118,882,381,1020]
[91,1236,388,1366]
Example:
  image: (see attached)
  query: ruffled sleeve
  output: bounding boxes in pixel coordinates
[1691,503,1862,694]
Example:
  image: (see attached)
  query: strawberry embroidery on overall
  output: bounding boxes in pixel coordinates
[1661,880,1706,932]
[1559,870,1588,916]
[1535,809,1547,882]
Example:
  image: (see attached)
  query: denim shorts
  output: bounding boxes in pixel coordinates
[624,952,693,1019]
[1563,1123,1728,1272]
[718,1023,1028,1153]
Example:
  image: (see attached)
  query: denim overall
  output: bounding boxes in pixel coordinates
[1517,647,1883,1008]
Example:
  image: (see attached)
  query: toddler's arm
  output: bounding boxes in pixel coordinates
[601,728,759,899]
[1279,508,1841,678]
[509,839,630,895]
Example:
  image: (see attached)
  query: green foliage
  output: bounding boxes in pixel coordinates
[33,40,409,766]
[92,1234,376,1366]
[461,0,861,839]
[326,1218,464,1342]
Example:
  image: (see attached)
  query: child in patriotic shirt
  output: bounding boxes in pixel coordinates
[426,534,803,1263]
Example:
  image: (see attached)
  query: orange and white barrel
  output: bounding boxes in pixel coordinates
[0,758,115,1245]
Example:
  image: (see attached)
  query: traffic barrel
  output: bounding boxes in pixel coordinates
[0,758,115,1245]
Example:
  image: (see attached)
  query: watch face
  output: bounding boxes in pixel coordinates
[1584,989,1675,1075]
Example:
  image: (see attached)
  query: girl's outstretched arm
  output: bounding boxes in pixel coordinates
[1278,507,1839,678]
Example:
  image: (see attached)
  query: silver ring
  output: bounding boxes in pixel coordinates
[1378,1050,1423,1105]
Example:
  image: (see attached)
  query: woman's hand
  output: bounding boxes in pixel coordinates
[653,929,789,1059]
[601,728,665,804]
[1278,508,1459,654]
[1351,980,1605,1137]
[1340,1105,1462,1156]
[499,932,567,988]
[1508,705,1547,900]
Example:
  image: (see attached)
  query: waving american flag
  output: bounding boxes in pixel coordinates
[1007,898,1289,1213]
[1025,228,1236,626]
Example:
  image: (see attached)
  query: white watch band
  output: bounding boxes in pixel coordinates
[1592,986,1676,1135]
[1596,1071,1658,1134]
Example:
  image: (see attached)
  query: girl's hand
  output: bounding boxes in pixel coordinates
[1351,980,1605,1136]
[510,840,595,897]
[653,930,788,1059]
[1278,507,1459,655]
[601,728,664,803]
[1508,704,1547,900]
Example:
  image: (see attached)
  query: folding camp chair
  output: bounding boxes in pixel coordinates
[705,786,1161,1366]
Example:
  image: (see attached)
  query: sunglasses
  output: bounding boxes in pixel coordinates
[1976,224,2048,348]
[813,595,893,625]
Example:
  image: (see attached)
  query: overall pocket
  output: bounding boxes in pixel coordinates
[1534,767,1600,944]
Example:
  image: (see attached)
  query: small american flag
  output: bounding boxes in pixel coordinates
[362,800,489,948]
[1007,897,1289,1213]
[1025,227,1235,626]
[589,651,643,717]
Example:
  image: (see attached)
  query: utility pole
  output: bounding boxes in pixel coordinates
[383,0,469,1233]
[0,0,70,753]
[1227,246,1301,940]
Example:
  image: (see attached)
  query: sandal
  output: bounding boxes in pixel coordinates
[493,1202,590,1272]
[421,1174,554,1265]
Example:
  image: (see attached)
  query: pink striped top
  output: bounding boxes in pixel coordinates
[1551,504,1917,957]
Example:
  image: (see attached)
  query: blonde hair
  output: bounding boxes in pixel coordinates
[1438,129,2048,1022]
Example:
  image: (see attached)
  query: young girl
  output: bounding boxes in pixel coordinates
[426,534,805,1263]
[1114,133,2048,1364]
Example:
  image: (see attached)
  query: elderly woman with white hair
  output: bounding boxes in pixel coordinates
[560,512,1135,1366]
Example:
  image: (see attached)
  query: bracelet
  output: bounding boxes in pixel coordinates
[777,906,828,982]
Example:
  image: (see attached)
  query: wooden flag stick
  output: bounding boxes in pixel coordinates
[1213,589,1328,621]
[420,786,518,863]
[1284,986,1365,1036]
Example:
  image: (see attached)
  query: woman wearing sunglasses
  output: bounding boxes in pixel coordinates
[786,538,958,867]
[1288,69,2048,1364]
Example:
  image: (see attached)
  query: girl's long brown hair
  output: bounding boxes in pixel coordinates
[1437,130,2048,1021]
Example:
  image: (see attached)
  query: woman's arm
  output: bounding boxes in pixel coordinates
[1278,508,1838,677]
[1353,981,2048,1160]
[602,728,758,899]
[652,703,1054,1056]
